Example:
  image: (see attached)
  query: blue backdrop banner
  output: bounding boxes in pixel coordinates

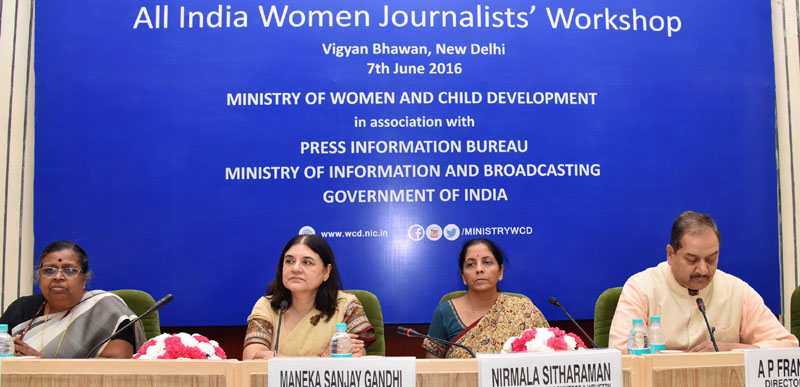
[34,0,777,326]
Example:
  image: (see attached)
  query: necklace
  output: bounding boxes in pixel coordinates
[41,304,76,358]
[19,301,46,340]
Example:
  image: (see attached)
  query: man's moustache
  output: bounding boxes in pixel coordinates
[690,274,710,279]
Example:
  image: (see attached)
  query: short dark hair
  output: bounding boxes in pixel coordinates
[266,234,342,321]
[38,241,90,279]
[669,211,721,251]
[458,238,506,274]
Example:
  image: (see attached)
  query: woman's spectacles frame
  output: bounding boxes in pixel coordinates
[38,267,82,278]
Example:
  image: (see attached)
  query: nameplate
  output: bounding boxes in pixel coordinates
[268,357,416,387]
[477,349,623,387]
[743,347,800,387]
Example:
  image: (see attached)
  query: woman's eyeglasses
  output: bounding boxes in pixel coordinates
[38,267,82,278]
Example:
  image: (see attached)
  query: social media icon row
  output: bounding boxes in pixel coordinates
[408,224,460,241]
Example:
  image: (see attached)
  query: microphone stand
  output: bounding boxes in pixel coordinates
[398,326,476,358]
[86,293,173,358]
[274,300,288,356]
[696,298,719,352]
[548,297,599,348]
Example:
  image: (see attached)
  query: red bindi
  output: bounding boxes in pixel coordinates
[57,258,62,262]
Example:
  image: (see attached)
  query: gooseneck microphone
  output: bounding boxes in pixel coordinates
[274,300,289,355]
[87,293,174,358]
[548,296,598,348]
[397,326,475,358]
[695,298,719,352]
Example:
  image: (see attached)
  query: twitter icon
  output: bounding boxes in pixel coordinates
[444,224,460,241]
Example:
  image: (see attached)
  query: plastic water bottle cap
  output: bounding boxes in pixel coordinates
[0,324,6,331]
[650,316,661,323]
[632,318,643,325]
[336,323,347,330]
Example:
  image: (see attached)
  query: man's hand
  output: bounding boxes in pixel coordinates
[688,341,757,352]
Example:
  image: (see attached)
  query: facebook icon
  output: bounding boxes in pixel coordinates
[408,224,424,241]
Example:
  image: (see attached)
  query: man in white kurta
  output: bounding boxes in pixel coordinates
[609,211,798,352]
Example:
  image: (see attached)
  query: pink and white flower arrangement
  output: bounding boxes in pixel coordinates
[502,327,588,353]
[133,333,227,359]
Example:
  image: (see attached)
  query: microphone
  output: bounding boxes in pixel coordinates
[695,298,719,352]
[695,297,706,313]
[548,296,598,348]
[86,293,174,358]
[273,300,289,355]
[397,326,475,358]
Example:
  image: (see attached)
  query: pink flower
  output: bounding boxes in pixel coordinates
[164,336,183,346]
[193,335,210,343]
[133,333,227,359]
[547,337,568,351]
[214,346,227,359]
[566,333,587,349]
[520,329,537,342]
[511,337,529,352]
[137,340,155,355]
[184,347,206,359]
[165,343,186,358]
[548,327,566,337]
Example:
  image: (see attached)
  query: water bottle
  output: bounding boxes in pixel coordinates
[627,318,649,355]
[648,316,666,353]
[0,324,14,357]
[329,323,352,357]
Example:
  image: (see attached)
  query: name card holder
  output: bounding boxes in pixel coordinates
[742,347,800,387]
[477,349,623,387]
[268,356,416,387]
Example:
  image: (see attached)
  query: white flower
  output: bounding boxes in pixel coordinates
[537,329,555,342]
[564,335,577,350]
[526,338,553,352]
[134,332,227,360]
[152,333,171,341]
[501,337,516,354]
[177,332,197,347]
[146,341,166,357]
[501,328,588,354]
[197,342,215,356]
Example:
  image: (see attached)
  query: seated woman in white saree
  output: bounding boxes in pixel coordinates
[0,241,146,358]
[243,235,375,359]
